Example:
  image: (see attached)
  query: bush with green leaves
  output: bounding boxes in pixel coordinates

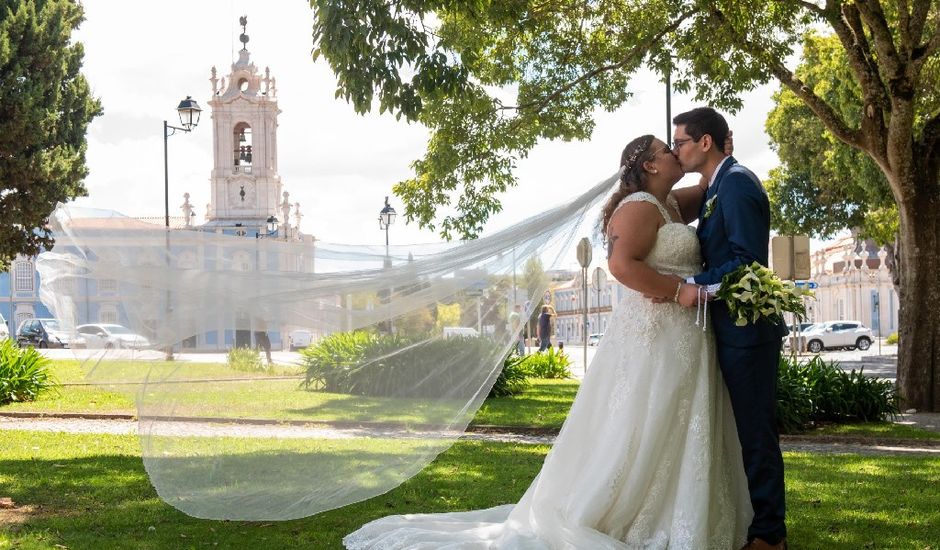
[301,331,503,398]
[521,347,573,379]
[488,350,531,398]
[776,355,899,433]
[886,332,899,345]
[0,338,57,405]
[227,347,268,373]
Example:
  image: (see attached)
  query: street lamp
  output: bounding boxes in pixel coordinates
[164,96,202,228]
[378,196,397,248]
[161,96,201,361]
[377,196,396,333]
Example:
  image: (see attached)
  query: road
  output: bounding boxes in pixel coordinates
[36,338,898,382]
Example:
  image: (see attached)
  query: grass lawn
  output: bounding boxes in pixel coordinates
[0,430,938,549]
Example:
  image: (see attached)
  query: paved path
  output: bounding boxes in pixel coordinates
[3,415,939,457]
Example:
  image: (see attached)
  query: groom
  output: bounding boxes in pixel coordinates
[673,107,789,550]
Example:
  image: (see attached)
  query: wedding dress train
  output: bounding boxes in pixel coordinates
[344,192,752,549]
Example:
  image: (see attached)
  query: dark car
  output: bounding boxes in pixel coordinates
[16,318,73,349]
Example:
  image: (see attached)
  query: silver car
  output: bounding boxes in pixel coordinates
[801,321,873,353]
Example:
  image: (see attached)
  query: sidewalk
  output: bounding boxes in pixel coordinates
[3,412,939,456]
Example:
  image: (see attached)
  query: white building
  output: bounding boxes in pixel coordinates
[551,267,629,345]
[805,235,898,337]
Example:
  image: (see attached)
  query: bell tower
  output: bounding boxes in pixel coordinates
[204,16,283,235]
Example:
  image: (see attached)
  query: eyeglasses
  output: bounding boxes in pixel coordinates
[649,145,673,158]
[671,137,696,151]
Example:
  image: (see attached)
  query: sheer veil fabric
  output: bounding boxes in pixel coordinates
[342,192,752,549]
[37,173,619,521]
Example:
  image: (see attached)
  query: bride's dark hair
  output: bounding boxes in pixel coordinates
[600,134,655,238]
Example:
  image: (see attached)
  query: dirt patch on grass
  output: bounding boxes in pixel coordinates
[0,502,40,525]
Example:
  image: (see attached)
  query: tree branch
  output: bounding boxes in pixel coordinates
[503,9,695,115]
[854,1,905,80]
[708,6,864,150]
[908,0,932,52]
[791,0,827,17]
[914,14,940,63]
[830,2,888,109]
[897,0,912,58]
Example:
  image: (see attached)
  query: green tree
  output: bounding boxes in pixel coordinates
[311,1,940,411]
[765,32,900,288]
[0,0,102,269]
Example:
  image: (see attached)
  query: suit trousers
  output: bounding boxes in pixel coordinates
[716,340,787,543]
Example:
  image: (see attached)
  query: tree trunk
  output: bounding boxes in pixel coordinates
[896,191,940,412]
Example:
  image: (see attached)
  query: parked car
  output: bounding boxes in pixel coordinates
[288,329,313,351]
[76,323,152,350]
[588,333,604,346]
[16,318,76,349]
[782,323,816,349]
[801,321,873,353]
[0,313,9,341]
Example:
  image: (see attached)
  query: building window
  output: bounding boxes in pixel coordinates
[98,278,117,293]
[14,260,33,291]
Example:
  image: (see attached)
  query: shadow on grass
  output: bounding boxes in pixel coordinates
[0,436,546,550]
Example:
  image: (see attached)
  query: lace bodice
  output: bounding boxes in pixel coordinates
[612,191,702,278]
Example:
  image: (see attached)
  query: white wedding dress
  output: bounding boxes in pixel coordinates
[344,192,753,549]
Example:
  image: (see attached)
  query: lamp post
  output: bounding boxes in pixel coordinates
[378,196,397,332]
[161,96,201,361]
[378,196,397,251]
[164,96,202,228]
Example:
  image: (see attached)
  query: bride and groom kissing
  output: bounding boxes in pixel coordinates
[345,107,790,549]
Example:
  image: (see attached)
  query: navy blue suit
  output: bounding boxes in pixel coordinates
[693,157,788,543]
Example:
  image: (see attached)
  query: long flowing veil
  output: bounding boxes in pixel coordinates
[35,172,617,520]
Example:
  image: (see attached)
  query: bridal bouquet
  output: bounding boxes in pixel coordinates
[707,262,813,327]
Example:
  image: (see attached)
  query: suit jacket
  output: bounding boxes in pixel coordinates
[693,156,788,347]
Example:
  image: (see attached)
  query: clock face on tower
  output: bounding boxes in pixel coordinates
[230,179,256,208]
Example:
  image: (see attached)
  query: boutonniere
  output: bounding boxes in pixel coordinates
[703,194,718,220]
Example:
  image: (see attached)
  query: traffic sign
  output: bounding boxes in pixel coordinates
[795,281,818,289]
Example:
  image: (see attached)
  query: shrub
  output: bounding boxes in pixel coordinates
[776,355,899,433]
[488,350,531,398]
[775,357,815,434]
[301,331,503,398]
[886,332,899,345]
[0,339,57,405]
[521,347,573,379]
[227,346,268,373]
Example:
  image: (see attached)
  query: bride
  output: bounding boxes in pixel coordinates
[343,135,753,549]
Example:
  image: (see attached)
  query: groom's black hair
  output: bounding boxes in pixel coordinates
[672,107,728,152]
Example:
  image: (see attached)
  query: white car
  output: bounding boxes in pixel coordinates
[289,329,313,351]
[0,313,9,341]
[801,321,873,353]
[76,323,152,350]
[588,333,604,346]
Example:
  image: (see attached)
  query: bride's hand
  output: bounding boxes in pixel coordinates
[677,283,707,308]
